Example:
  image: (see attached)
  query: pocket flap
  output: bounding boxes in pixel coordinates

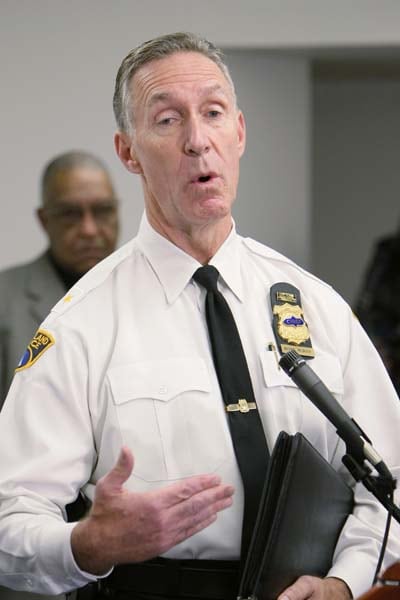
[261,350,344,395]
[108,356,211,404]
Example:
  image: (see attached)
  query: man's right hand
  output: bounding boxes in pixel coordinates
[71,446,235,575]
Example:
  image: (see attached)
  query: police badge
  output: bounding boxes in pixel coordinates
[270,282,315,358]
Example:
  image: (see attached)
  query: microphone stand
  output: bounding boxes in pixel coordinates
[340,444,400,524]
[337,431,400,588]
[314,411,400,592]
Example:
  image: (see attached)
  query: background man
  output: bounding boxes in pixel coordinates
[0,33,399,600]
[355,227,400,397]
[0,150,119,406]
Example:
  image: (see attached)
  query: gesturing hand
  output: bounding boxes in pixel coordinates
[71,446,235,575]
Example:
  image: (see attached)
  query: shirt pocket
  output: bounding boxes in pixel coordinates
[107,356,226,482]
[259,349,344,441]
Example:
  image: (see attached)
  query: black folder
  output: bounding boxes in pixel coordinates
[237,431,354,600]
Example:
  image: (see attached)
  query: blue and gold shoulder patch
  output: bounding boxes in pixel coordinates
[15,329,55,372]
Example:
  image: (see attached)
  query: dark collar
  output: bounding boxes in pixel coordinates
[47,251,82,291]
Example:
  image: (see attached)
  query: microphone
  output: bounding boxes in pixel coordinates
[279,350,392,479]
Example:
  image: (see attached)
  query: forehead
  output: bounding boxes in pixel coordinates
[47,167,114,203]
[131,51,233,109]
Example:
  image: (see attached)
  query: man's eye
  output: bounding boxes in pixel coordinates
[93,204,117,219]
[157,117,176,126]
[208,110,221,118]
[60,208,81,220]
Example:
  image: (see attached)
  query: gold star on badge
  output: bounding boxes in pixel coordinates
[63,294,73,303]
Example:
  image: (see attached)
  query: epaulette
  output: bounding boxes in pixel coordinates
[51,285,85,316]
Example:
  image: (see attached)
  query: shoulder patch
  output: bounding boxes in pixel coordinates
[15,329,55,372]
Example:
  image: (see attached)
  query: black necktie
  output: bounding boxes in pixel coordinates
[193,265,270,561]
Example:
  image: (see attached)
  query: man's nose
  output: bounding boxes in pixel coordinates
[183,116,210,157]
[78,209,99,236]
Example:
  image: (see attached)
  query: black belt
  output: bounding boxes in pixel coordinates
[99,557,240,600]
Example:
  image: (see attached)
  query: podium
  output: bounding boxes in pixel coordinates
[358,563,400,599]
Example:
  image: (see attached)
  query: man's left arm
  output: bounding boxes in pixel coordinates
[283,299,400,599]
[330,310,400,594]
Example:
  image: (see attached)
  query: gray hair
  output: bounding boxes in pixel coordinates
[41,150,113,207]
[113,31,236,135]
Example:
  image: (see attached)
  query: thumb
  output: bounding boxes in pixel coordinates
[100,446,135,494]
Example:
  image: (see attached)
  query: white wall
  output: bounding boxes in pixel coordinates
[312,76,400,304]
[228,51,311,267]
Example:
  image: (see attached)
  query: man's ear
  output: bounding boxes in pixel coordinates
[114,131,143,174]
[237,110,246,158]
[36,207,49,233]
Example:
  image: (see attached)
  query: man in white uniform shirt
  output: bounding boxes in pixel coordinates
[1,32,400,600]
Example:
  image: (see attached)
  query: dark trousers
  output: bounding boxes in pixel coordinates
[96,593,227,600]
[76,558,240,600]
[76,584,236,600]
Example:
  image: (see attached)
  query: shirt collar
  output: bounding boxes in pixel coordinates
[136,213,244,304]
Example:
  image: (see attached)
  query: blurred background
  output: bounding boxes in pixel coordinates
[1,0,400,305]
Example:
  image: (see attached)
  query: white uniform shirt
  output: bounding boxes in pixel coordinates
[1,214,400,596]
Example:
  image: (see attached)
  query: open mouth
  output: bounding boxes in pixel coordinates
[191,172,217,184]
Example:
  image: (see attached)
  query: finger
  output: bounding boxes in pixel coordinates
[97,446,134,496]
[154,473,226,509]
[159,504,231,556]
[172,480,235,520]
[168,513,219,551]
[165,483,234,543]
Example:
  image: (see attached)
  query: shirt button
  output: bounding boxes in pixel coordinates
[158,385,168,395]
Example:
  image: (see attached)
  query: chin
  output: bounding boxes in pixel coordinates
[196,190,227,207]
[198,202,231,221]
